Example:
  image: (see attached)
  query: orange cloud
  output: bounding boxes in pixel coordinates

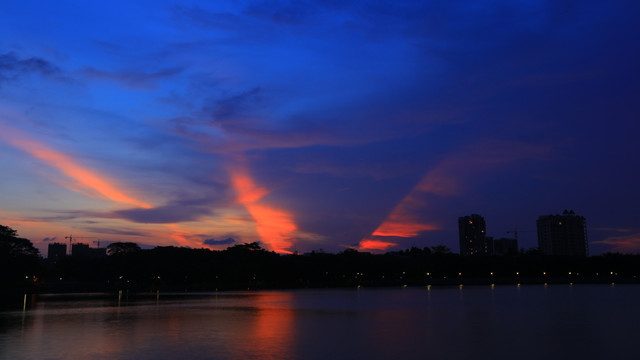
[359,239,398,251]
[0,125,151,209]
[165,223,194,247]
[229,167,296,254]
[365,179,439,243]
[372,221,439,238]
[364,140,547,248]
[593,233,640,254]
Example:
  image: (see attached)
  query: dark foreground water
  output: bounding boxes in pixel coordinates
[1,285,639,360]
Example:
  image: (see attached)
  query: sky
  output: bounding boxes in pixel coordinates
[1,0,639,256]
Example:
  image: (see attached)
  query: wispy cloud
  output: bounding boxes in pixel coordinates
[114,200,212,224]
[359,239,397,252]
[361,140,549,249]
[207,87,262,124]
[229,164,296,253]
[592,233,640,254]
[81,66,183,89]
[203,237,235,246]
[0,123,152,209]
[0,52,62,85]
[171,5,241,30]
[81,227,151,237]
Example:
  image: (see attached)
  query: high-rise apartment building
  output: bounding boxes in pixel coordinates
[458,214,488,256]
[47,242,67,261]
[537,210,588,256]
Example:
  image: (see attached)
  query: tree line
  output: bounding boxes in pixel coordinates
[2,225,640,294]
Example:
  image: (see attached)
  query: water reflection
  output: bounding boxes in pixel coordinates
[245,292,295,359]
[1,286,639,360]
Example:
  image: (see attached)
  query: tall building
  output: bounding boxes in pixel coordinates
[492,237,518,256]
[458,214,488,256]
[537,210,588,257]
[71,243,107,258]
[47,242,67,261]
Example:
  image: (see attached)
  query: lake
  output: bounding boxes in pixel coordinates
[1,285,639,359]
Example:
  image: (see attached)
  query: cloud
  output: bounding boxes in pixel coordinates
[229,164,297,253]
[372,221,439,238]
[243,1,320,25]
[24,211,87,222]
[359,239,397,252]
[114,201,213,224]
[0,123,152,209]
[415,140,550,196]
[172,5,242,30]
[592,233,640,254]
[361,140,549,247]
[42,237,57,242]
[203,237,235,246]
[81,227,150,237]
[0,52,61,84]
[208,87,262,123]
[81,67,183,89]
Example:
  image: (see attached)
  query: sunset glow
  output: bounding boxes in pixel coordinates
[230,168,296,253]
[1,127,152,209]
[365,176,440,248]
[1,1,638,255]
[359,239,398,251]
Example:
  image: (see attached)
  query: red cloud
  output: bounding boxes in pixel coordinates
[359,239,398,251]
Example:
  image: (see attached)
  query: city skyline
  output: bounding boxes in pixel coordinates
[1,1,639,255]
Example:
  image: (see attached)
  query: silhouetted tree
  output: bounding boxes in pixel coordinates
[106,242,141,256]
[228,242,264,251]
[340,248,359,255]
[0,225,41,290]
[0,225,40,258]
[431,245,452,255]
[0,225,18,238]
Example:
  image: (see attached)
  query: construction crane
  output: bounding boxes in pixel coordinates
[64,235,97,255]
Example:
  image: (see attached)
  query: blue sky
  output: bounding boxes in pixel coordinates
[1,0,639,255]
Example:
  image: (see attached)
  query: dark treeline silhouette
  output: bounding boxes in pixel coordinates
[1,225,42,289]
[2,225,640,295]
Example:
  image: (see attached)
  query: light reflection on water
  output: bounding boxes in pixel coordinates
[1,285,639,360]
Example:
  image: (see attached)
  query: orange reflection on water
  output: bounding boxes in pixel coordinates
[246,292,296,357]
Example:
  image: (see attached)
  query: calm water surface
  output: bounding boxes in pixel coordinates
[1,285,639,360]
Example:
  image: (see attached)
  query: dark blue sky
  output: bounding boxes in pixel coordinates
[1,1,639,254]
